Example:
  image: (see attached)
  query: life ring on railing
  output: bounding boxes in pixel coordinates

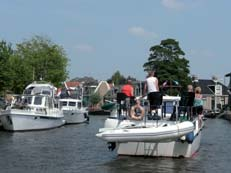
[130,105,145,120]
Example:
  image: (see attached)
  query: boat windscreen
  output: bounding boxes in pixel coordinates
[69,102,76,107]
[34,96,43,105]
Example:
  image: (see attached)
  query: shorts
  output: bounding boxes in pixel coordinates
[148,92,162,108]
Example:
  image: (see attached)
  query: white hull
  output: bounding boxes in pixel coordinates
[117,132,201,157]
[98,115,202,158]
[63,110,88,124]
[0,109,65,131]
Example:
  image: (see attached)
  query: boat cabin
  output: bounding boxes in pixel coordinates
[59,98,83,110]
[23,82,56,98]
[12,95,57,113]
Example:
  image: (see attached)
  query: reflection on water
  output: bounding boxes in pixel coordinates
[102,155,203,173]
[0,116,231,173]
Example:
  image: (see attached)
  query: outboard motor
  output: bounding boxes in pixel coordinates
[107,142,116,151]
[84,112,90,123]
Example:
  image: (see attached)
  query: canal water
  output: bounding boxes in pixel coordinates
[0,116,231,173]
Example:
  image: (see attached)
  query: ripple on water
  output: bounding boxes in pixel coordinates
[0,117,231,173]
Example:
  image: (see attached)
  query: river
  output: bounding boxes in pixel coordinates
[0,116,231,173]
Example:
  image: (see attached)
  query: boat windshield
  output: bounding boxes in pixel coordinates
[24,88,33,95]
[22,96,32,105]
[69,102,76,107]
[78,102,82,109]
[34,96,43,105]
[41,90,51,96]
[61,101,67,106]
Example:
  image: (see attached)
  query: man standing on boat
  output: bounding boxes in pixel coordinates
[143,70,160,115]
[120,79,134,115]
[121,79,134,98]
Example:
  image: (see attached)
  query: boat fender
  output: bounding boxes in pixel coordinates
[186,132,194,144]
[107,142,116,151]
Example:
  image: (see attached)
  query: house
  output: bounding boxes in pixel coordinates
[56,81,81,98]
[194,79,229,111]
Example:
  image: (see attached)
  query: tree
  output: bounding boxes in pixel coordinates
[143,38,191,91]
[110,70,126,86]
[0,40,14,95]
[7,54,30,94]
[15,35,69,88]
[89,92,101,107]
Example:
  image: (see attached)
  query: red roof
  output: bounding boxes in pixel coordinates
[64,81,80,90]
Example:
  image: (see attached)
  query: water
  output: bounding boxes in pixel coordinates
[0,116,231,173]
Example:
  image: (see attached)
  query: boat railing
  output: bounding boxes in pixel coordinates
[114,91,202,125]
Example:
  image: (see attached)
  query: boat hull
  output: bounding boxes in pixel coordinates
[117,132,201,158]
[63,110,89,124]
[0,109,65,131]
[98,116,203,158]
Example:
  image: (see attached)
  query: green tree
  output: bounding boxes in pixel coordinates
[89,92,101,106]
[143,38,191,91]
[110,70,126,86]
[0,40,14,95]
[15,35,69,88]
[7,54,30,94]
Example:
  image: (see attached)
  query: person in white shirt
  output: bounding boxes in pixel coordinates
[143,70,160,115]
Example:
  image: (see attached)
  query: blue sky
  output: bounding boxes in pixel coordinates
[0,0,230,84]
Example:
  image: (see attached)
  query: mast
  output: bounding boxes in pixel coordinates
[225,72,231,106]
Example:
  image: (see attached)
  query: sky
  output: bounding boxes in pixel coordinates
[0,0,230,84]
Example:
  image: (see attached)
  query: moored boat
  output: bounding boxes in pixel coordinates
[0,82,65,131]
[59,98,89,124]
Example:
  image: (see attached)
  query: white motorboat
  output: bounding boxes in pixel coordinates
[59,98,89,124]
[96,94,204,158]
[0,82,65,131]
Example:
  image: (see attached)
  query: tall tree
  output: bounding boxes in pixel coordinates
[7,54,30,94]
[110,71,126,86]
[15,35,69,88]
[0,40,14,95]
[143,38,191,91]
